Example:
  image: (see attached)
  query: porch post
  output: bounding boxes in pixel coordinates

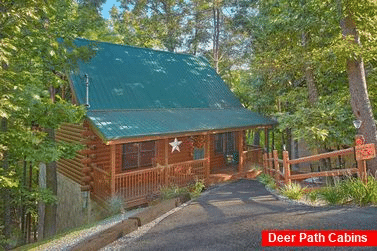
[273,150,279,184]
[238,130,245,173]
[164,138,169,185]
[110,144,116,197]
[205,134,211,182]
[264,127,269,152]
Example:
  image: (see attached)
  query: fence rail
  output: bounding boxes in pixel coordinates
[263,143,375,186]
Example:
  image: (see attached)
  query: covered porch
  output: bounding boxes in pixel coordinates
[89,128,268,208]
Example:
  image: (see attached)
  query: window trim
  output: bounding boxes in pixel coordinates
[193,147,205,160]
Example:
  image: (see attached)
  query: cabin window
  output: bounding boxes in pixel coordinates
[123,141,156,170]
[214,132,236,154]
[193,147,205,160]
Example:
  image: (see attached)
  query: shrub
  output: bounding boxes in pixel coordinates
[315,176,377,206]
[188,179,205,198]
[258,173,277,189]
[108,195,125,215]
[160,185,188,200]
[338,176,377,206]
[280,183,306,200]
[306,190,320,202]
[318,186,343,205]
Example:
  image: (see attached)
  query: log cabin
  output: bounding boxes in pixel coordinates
[56,38,276,208]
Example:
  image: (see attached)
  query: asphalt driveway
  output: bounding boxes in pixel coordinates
[105,179,377,251]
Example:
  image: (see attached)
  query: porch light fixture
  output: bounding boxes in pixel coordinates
[84,73,90,108]
[353,119,362,129]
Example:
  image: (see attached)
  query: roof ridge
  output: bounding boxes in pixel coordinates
[87,107,246,112]
[76,37,205,59]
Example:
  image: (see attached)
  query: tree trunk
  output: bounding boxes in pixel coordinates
[42,86,58,239]
[302,32,319,104]
[253,129,260,146]
[1,118,11,249]
[286,128,292,159]
[340,15,377,174]
[43,129,57,239]
[293,139,300,170]
[213,1,220,73]
[305,66,318,104]
[37,163,46,241]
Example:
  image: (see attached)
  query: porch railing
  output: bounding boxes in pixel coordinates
[166,159,206,187]
[92,147,263,208]
[91,165,111,205]
[244,145,264,168]
[114,159,207,207]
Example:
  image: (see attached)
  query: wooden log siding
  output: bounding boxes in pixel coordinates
[56,123,87,187]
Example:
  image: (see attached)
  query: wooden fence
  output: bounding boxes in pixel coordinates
[263,143,376,186]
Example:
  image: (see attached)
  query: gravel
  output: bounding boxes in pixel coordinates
[31,208,145,251]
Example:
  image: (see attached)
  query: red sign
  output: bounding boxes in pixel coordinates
[262,230,377,247]
[355,143,376,161]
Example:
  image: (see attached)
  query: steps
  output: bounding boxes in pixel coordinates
[208,169,262,185]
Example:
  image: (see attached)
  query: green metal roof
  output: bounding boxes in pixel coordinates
[70,38,276,140]
[87,109,275,140]
[71,38,242,110]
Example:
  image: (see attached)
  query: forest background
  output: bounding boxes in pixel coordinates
[1,0,377,249]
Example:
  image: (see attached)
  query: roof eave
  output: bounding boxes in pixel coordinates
[104,124,275,145]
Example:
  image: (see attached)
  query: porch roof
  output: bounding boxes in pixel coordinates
[87,108,276,140]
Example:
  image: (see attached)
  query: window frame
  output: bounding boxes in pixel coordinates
[122,141,156,170]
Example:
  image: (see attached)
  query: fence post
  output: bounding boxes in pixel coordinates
[263,152,268,174]
[273,150,279,184]
[282,150,291,185]
[358,159,367,183]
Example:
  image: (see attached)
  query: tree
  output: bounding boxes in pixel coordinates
[114,0,189,51]
[0,0,98,247]
[338,0,377,173]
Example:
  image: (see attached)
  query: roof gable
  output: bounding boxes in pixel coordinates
[70,38,242,110]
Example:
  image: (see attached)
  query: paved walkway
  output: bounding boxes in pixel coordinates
[105,179,377,251]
